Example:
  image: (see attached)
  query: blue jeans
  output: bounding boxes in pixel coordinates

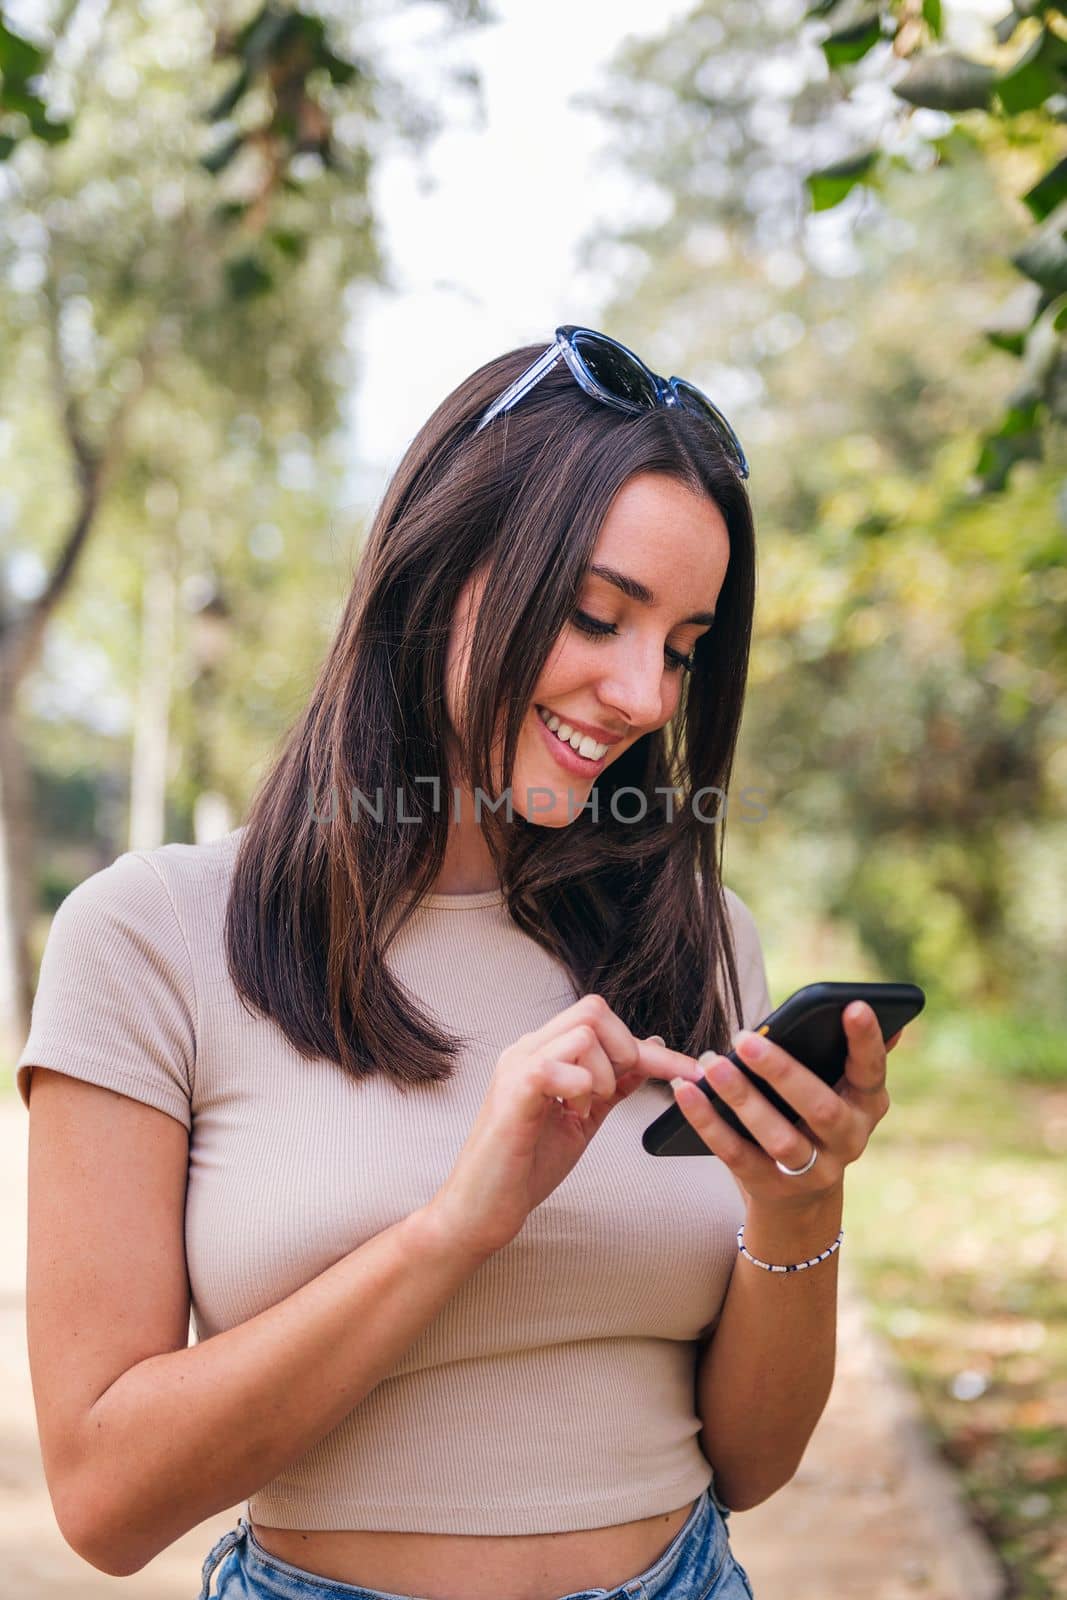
[196,1486,755,1600]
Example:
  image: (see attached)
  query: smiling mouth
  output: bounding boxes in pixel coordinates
[535,705,614,762]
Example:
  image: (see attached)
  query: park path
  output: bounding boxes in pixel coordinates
[0,1100,1006,1599]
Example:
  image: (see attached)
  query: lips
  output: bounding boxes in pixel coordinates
[535,706,613,761]
[533,705,613,774]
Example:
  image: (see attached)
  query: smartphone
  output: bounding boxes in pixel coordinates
[641,980,926,1158]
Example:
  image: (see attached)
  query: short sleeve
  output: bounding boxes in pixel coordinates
[722,886,773,1034]
[16,851,197,1131]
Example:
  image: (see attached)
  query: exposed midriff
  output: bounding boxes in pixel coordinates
[250,1496,698,1600]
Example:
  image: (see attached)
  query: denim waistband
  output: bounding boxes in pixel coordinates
[197,1482,739,1600]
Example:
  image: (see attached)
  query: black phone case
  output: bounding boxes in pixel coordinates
[641,980,926,1158]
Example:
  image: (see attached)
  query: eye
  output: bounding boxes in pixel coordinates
[570,609,697,675]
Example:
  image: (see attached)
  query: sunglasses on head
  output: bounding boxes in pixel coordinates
[474,324,749,480]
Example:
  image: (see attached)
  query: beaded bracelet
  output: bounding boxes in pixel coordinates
[736,1223,844,1274]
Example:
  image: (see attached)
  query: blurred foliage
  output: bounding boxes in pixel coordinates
[805,0,1067,491]
[0,0,489,907]
[0,9,71,156]
[845,1002,1067,1595]
[580,0,1066,1029]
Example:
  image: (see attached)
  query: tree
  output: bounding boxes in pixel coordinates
[805,0,1067,491]
[0,0,490,1059]
[581,0,1066,1017]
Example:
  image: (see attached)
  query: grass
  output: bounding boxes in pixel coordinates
[843,1005,1067,1600]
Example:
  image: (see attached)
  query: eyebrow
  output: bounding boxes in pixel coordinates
[587,564,716,625]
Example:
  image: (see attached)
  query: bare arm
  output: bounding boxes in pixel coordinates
[695,1185,844,1512]
[27,1068,493,1579]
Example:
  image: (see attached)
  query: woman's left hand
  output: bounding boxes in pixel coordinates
[672,1001,902,1206]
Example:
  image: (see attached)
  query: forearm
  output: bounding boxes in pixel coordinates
[71,1205,494,1576]
[695,1183,844,1513]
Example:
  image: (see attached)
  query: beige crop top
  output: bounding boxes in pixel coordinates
[16,826,774,1534]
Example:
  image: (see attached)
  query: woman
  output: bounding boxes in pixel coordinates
[20,327,899,1600]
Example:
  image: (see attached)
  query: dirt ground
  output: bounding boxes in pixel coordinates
[0,1099,1006,1599]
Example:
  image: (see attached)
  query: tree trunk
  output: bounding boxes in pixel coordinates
[0,699,36,1062]
[194,790,234,843]
[128,530,179,853]
[0,308,162,1063]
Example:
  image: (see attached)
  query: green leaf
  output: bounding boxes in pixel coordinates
[0,78,71,145]
[1023,156,1067,222]
[233,5,294,75]
[26,111,70,145]
[922,0,943,38]
[0,84,42,117]
[808,0,885,65]
[1011,198,1067,295]
[296,13,328,53]
[0,132,15,161]
[199,130,245,174]
[985,328,1027,356]
[320,48,360,87]
[210,199,251,226]
[1023,533,1067,572]
[1009,291,1067,397]
[974,410,1044,494]
[269,228,306,260]
[824,18,884,69]
[894,51,997,111]
[806,149,879,210]
[224,253,274,299]
[854,512,893,538]
[0,18,47,85]
[996,25,1067,115]
[1000,397,1041,438]
[204,66,250,124]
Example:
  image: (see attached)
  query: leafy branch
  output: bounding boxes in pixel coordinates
[806,0,1067,491]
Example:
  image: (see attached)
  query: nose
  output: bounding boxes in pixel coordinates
[596,642,669,731]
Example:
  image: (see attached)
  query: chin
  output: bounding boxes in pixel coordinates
[510,760,598,828]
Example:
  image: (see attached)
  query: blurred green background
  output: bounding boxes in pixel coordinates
[1,1,1064,1594]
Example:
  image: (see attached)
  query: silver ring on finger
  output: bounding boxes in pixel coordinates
[775,1142,818,1177]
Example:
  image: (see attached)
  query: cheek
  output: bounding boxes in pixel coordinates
[535,631,589,697]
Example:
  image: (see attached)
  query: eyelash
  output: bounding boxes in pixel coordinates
[570,610,698,675]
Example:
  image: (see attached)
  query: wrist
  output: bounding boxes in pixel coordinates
[411,1200,504,1271]
[742,1183,844,1264]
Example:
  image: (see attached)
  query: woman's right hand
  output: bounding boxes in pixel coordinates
[426,994,705,1259]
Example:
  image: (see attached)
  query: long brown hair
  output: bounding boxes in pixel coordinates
[224,340,758,1087]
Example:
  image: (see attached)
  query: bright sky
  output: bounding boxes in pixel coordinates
[343,0,1008,508]
[344,0,693,506]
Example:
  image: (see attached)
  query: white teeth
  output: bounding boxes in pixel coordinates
[537,706,608,761]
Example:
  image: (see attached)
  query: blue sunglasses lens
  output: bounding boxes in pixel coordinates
[571,332,658,408]
[673,379,747,473]
[673,378,726,426]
